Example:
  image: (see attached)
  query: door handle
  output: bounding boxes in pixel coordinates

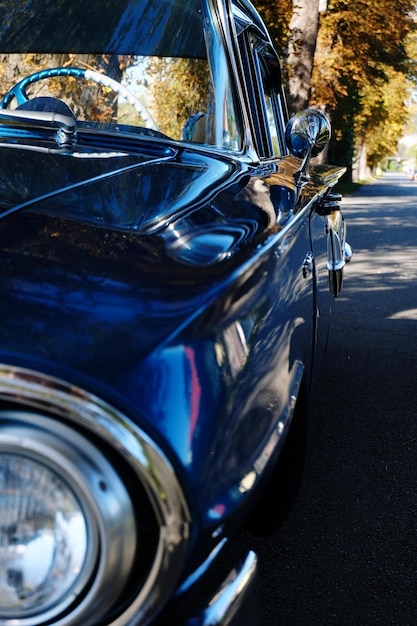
[302,251,314,278]
[316,192,342,215]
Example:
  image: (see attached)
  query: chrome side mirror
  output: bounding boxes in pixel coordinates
[285,108,331,159]
[285,109,331,196]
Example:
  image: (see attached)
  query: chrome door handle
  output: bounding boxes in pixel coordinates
[302,252,313,278]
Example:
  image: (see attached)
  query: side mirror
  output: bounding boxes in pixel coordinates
[284,109,331,197]
[285,108,331,159]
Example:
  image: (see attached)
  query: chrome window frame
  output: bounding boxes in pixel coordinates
[230,0,288,160]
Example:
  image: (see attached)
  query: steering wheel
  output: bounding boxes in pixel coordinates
[0,66,159,130]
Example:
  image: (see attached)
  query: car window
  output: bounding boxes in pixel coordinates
[235,13,287,160]
[0,0,242,151]
[248,38,288,159]
[256,50,288,157]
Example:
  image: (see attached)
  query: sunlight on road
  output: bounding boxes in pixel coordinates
[336,172,417,322]
[388,309,417,320]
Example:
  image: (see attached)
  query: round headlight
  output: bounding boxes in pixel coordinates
[0,366,191,626]
[0,413,137,626]
[0,454,90,616]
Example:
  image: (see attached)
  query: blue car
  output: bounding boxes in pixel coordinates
[0,0,350,624]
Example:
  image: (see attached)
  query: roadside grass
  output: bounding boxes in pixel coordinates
[335,180,371,196]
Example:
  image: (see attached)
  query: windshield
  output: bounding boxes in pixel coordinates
[0,0,242,150]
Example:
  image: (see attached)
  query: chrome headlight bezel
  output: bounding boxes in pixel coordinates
[0,413,138,623]
[0,365,191,626]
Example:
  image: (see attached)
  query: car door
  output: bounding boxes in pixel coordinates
[234,18,326,390]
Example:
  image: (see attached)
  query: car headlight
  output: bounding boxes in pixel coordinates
[0,413,137,624]
[1,454,91,617]
[0,366,190,626]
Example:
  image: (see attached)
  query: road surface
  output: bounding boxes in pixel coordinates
[252,171,417,625]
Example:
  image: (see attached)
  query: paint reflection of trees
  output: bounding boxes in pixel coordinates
[145,57,211,140]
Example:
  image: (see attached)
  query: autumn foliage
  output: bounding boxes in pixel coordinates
[255,0,417,179]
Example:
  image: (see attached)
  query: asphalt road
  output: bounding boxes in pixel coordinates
[250,171,417,625]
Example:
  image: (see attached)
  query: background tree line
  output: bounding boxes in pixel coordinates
[255,0,417,181]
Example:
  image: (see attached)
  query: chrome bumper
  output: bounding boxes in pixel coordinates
[185,550,259,626]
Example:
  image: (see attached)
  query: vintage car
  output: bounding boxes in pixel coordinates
[0,0,350,624]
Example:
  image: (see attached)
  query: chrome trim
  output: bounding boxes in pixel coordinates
[345,241,353,263]
[186,550,258,625]
[178,538,228,594]
[0,412,136,624]
[0,364,191,626]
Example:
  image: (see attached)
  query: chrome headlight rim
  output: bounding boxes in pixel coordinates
[0,412,137,625]
[0,365,191,626]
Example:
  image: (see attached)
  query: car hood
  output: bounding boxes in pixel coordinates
[0,142,345,380]
[0,139,347,374]
[0,140,239,232]
[0,141,257,377]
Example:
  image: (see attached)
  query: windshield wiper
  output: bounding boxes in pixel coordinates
[0,108,77,149]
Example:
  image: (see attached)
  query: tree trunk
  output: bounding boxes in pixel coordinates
[287,0,320,114]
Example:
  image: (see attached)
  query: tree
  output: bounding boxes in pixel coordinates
[255,0,320,112]
[255,0,293,55]
[353,69,410,175]
[145,57,211,140]
[310,0,416,178]
[255,0,417,178]
[286,0,321,112]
